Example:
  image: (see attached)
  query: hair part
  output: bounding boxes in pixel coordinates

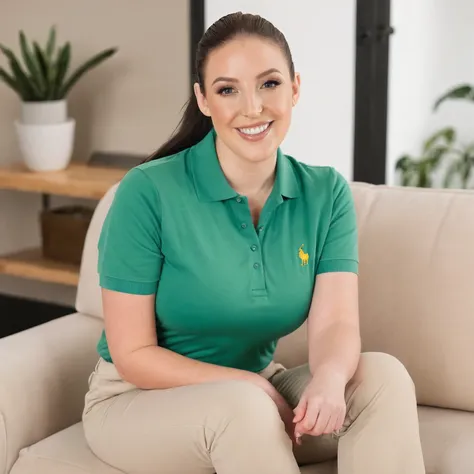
[143,12,295,163]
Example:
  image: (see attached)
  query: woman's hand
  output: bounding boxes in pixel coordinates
[293,369,347,439]
[271,389,302,447]
[255,376,301,446]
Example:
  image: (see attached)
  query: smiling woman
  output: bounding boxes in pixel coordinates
[82,11,425,474]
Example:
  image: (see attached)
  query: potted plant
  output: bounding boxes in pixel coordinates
[395,127,455,187]
[0,26,117,171]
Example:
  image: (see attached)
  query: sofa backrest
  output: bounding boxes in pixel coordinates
[276,183,474,412]
[77,181,474,412]
[76,183,117,320]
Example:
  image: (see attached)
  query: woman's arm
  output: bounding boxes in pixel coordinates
[307,271,361,383]
[102,288,275,393]
[292,272,361,439]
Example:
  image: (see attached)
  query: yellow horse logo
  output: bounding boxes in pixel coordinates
[298,244,309,266]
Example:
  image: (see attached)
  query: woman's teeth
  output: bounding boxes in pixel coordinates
[238,122,271,135]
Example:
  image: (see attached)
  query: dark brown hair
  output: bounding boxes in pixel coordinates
[143,12,295,163]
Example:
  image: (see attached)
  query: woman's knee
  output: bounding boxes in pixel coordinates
[209,380,284,433]
[350,352,417,403]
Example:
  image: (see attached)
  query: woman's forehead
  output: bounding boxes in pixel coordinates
[204,36,288,81]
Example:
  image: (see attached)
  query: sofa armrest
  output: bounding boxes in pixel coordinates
[0,312,103,474]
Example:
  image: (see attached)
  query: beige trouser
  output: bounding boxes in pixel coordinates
[82,352,425,473]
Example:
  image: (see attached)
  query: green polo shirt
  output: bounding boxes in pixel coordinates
[96,128,358,372]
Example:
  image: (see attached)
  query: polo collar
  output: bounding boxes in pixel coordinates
[191,128,300,202]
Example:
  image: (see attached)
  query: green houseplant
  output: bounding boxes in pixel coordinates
[395,127,455,187]
[0,26,117,171]
[397,85,474,189]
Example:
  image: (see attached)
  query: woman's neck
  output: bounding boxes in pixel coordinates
[215,136,277,199]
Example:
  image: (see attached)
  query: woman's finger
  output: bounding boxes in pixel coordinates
[292,397,307,424]
[310,406,331,437]
[334,407,346,433]
[323,410,340,435]
[296,399,320,435]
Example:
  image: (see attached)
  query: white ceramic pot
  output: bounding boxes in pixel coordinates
[21,100,67,125]
[15,119,76,172]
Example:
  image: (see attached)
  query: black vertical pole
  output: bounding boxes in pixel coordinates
[353,0,393,184]
[190,0,205,88]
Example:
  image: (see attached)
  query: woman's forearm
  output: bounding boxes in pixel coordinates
[308,321,361,383]
[117,345,272,393]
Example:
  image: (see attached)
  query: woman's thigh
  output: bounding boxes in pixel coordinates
[270,363,339,466]
[83,359,296,474]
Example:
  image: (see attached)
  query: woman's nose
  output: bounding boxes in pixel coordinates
[241,93,263,118]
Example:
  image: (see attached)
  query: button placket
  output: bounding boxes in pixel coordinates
[231,195,267,293]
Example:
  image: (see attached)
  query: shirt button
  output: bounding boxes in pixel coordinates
[236,196,242,203]
[241,223,247,229]
[250,244,258,252]
[253,262,260,269]
[258,225,264,232]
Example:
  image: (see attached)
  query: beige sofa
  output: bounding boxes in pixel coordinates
[1,181,473,474]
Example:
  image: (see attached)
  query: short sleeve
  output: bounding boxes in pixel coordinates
[316,170,359,275]
[98,167,163,294]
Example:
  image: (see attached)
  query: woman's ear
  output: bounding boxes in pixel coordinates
[194,82,211,117]
[292,73,301,107]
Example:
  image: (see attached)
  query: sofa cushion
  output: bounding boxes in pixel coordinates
[419,406,474,474]
[10,421,336,474]
[10,423,121,474]
[10,407,474,474]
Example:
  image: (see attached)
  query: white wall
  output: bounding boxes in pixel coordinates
[387,0,474,185]
[0,0,189,305]
[205,1,356,180]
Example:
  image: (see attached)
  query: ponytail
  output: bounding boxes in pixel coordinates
[143,93,212,163]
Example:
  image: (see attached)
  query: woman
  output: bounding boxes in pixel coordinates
[83,12,425,474]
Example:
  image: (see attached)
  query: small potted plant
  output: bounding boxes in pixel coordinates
[0,26,117,171]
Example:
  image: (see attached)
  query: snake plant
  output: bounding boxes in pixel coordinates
[0,26,117,101]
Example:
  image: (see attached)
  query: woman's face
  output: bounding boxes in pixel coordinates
[195,35,300,164]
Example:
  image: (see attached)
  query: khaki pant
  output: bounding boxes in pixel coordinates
[82,352,425,473]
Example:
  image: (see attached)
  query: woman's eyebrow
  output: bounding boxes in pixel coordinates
[211,68,282,86]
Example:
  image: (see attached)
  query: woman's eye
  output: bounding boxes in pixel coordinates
[262,80,280,89]
[218,87,235,96]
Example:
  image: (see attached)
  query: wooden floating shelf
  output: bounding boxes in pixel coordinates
[0,162,127,200]
[0,248,80,286]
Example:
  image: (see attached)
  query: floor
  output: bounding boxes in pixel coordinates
[0,293,75,338]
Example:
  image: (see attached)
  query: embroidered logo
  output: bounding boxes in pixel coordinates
[298,244,309,266]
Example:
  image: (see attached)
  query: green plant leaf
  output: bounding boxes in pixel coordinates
[444,161,460,188]
[460,160,473,189]
[426,145,451,167]
[45,26,56,61]
[0,44,37,100]
[395,155,413,171]
[33,41,52,98]
[423,127,455,153]
[19,31,45,97]
[59,47,117,98]
[0,66,23,98]
[433,84,474,111]
[51,43,70,99]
